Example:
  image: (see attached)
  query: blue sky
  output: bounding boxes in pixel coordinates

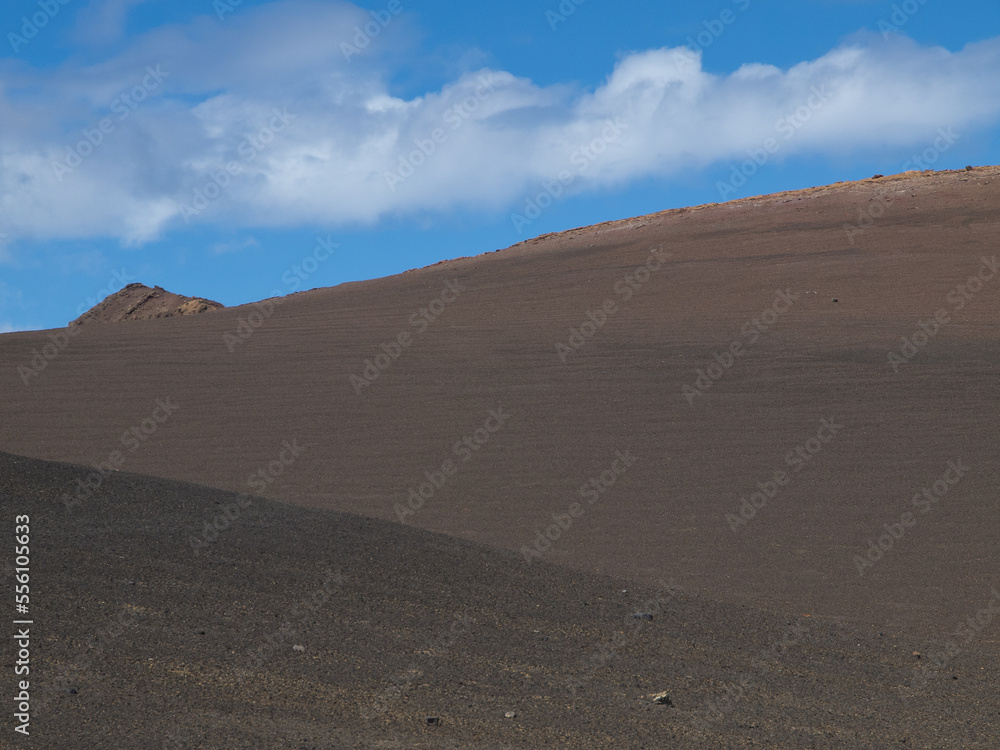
[2,0,1000,331]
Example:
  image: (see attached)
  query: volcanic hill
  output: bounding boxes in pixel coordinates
[68,283,223,326]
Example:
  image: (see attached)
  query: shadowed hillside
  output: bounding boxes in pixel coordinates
[4,450,997,748]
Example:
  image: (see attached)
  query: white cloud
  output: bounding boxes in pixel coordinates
[0,1,998,245]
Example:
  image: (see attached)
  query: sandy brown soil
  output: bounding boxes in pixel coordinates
[1,166,1000,746]
[68,283,223,326]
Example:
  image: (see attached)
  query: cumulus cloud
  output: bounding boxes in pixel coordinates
[1,0,999,245]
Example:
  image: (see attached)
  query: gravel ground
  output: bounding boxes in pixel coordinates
[2,450,998,749]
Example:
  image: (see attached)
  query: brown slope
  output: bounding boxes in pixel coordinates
[1,166,999,646]
[68,282,223,326]
[5,450,997,749]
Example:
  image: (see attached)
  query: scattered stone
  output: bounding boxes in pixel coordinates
[913,651,921,658]
[292,644,305,652]
[425,717,440,727]
[504,710,516,719]
[651,692,673,705]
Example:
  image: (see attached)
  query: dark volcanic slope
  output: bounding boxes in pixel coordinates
[2,167,1000,644]
[3,450,998,749]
